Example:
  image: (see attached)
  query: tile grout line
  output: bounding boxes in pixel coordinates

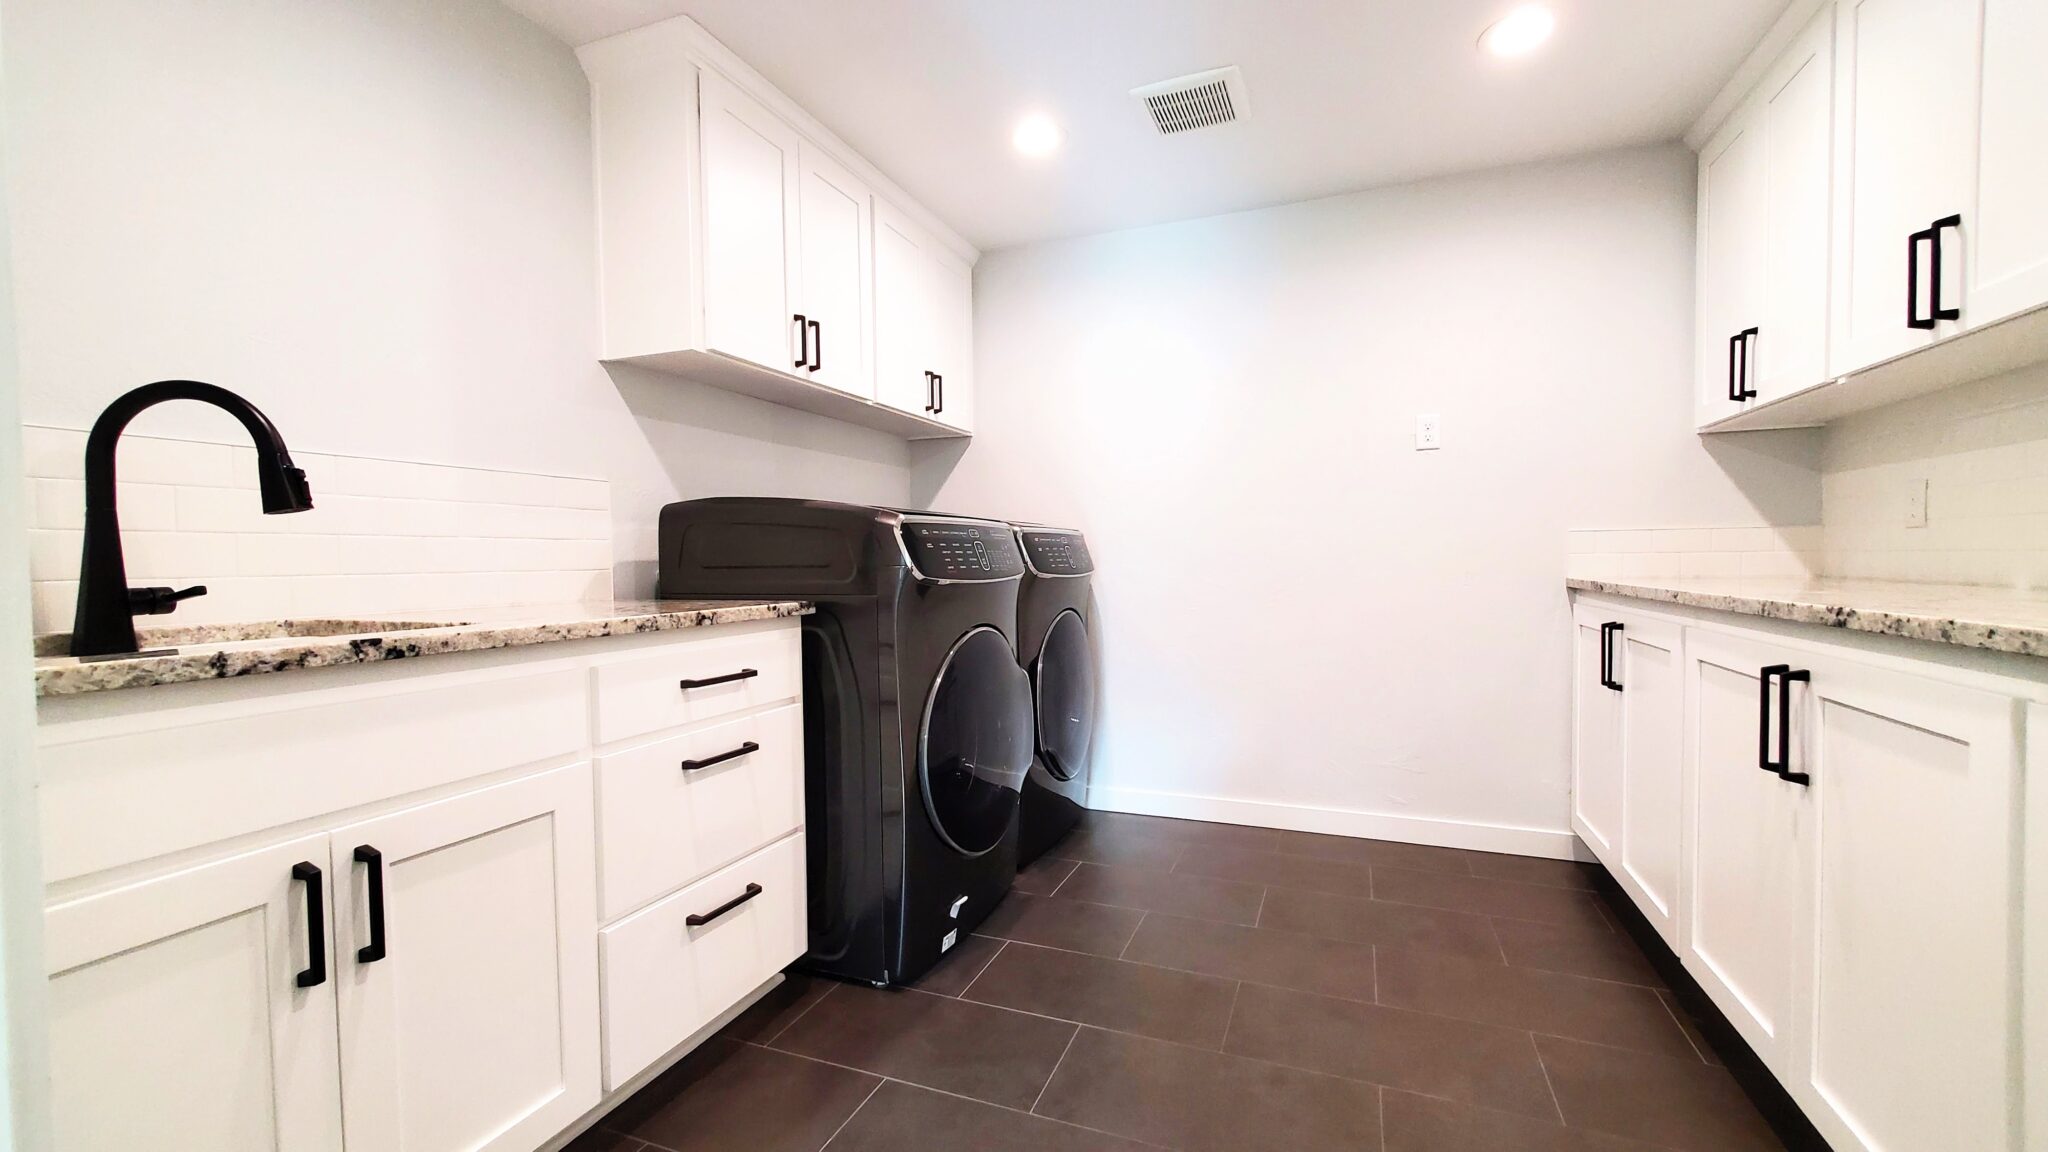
[815,1078,885,1151]
[1217,980,1243,1052]
[1046,858,1081,897]
[1251,885,1268,928]
[1117,910,1146,960]
[954,939,1007,1000]
[1376,1084,1388,1152]
[1531,1032,1570,1126]
[760,979,838,1048]
[1027,1027,1082,1116]
[1485,916,1510,965]
[1654,989,1715,1065]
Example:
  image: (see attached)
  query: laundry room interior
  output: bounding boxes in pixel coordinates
[2,1,2045,1151]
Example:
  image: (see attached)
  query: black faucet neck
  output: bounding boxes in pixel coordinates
[69,381,311,658]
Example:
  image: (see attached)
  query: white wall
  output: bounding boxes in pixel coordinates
[921,145,1821,852]
[2,0,913,600]
[1821,360,2048,588]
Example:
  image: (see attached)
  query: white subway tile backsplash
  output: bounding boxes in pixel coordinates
[21,423,612,633]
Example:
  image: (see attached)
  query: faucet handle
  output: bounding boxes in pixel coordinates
[128,584,209,616]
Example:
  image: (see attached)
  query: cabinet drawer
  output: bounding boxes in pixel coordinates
[592,625,800,744]
[598,832,806,1089]
[596,704,803,920]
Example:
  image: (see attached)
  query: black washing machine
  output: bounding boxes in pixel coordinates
[657,498,1034,987]
[1011,524,1099,866]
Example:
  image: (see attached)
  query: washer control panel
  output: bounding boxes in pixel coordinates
[1019,529,1093,576]
[899,520,1023,581]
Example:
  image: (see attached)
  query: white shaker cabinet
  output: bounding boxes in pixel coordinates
[580,15,976,439]
[44,833,346,1152]
[1683,628,1808,1072]
[1694,4,1835,426]
[1569,604,1684,948]
[1829,0,1982,374]
[1581,594,2034,1151]
[1791,652,2021,1152]
[873,199,976,430]
[698,70,805,378]
[331,764,601,1152]
[1969,0,2048,328]
[797,143,875,398]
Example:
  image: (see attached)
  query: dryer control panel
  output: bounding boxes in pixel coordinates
[1018,529,1093,577]
[899,520,1024,581]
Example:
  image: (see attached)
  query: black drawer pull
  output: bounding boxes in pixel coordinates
[292,861,326,988]
[679,668,758,691]
[682,741,760,772]
[1929,214,1962,323]
[793,313,809,368]
[1757,665,1812,785]
[353,845,388,964]
[686,882,763,927]
[1735,327,1757,400]
[1598,622,1624,691]
[1907,227,1936,329]
[808,319,823,372]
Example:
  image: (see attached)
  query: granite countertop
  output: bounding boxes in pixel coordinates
[32,599,812,697]
[1568,575,2048,658]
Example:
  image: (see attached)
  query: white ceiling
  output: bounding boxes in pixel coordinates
[502,0,1791,252]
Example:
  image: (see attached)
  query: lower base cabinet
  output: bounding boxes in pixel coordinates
[1580,595,2034,1152]
[331,766,602,1152]
[44,765,600,1152]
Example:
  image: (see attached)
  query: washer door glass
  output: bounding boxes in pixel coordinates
[920,626,1034,856]
[1034,609,1097,782]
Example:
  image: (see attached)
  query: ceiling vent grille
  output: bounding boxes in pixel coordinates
[1131,66,1248,136]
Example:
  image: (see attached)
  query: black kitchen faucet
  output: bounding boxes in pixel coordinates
[69,380,313,657]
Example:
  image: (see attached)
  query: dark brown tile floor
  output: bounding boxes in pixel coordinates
[570,812,1784,1152]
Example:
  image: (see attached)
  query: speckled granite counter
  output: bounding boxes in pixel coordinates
[32,600,811,697]
[1569,576,2048,658]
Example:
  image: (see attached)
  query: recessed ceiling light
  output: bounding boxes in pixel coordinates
[1481,5,1556,58]
[1012,114,1064,158]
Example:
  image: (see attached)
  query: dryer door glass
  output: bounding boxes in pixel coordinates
[920,625,1034,857]
[1034,609,1097,782]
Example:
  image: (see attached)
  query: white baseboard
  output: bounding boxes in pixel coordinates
[1086,785,1592,862]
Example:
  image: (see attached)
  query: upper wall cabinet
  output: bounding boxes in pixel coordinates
[1695,0,2048,432]
[578,18,976,439]
[1695,3,1835,427]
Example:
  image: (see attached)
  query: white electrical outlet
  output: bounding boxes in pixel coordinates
[1415,413,1442,451]
[1905,478,1928,528]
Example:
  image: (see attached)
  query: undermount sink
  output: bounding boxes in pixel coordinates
[36,617,472,658]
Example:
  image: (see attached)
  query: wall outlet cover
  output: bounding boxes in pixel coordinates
[1905,478,1928,529]
[1415,413,1442,451]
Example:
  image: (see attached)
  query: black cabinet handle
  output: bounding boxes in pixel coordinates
[1907,227,1936,329]
[1727,333,1743,402]
[1757,665,1812,784]
[686,882,763,927]
[682,741,759,772]
[353,845,387,964]
[292,861,326,989]
[1598,622,1623,691]
[793,313,809,368]
[934,373,945,415]
[679,668,758,691]
[1736,328,1758,400]
[923,371,935,412]
[808,319,822,372]
[1929,214,1962,323]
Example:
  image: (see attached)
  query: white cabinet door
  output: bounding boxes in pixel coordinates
[44,834,344,1152]
[1793,656,2022,1152]
[927,246,975,432]
[1752,5,1836,404]
[1696,110,1768,424]
[1683,628,1808,1068]
[1970,0,2048,327]
[699,69,804,375]
[874,199,937,418]
[1616,612,1684,948]
[1832,0,1983,374]
[1570,606,1624,863]
[598,831,807,1089]
[331,765,600,1152]
[797,142,873,398]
